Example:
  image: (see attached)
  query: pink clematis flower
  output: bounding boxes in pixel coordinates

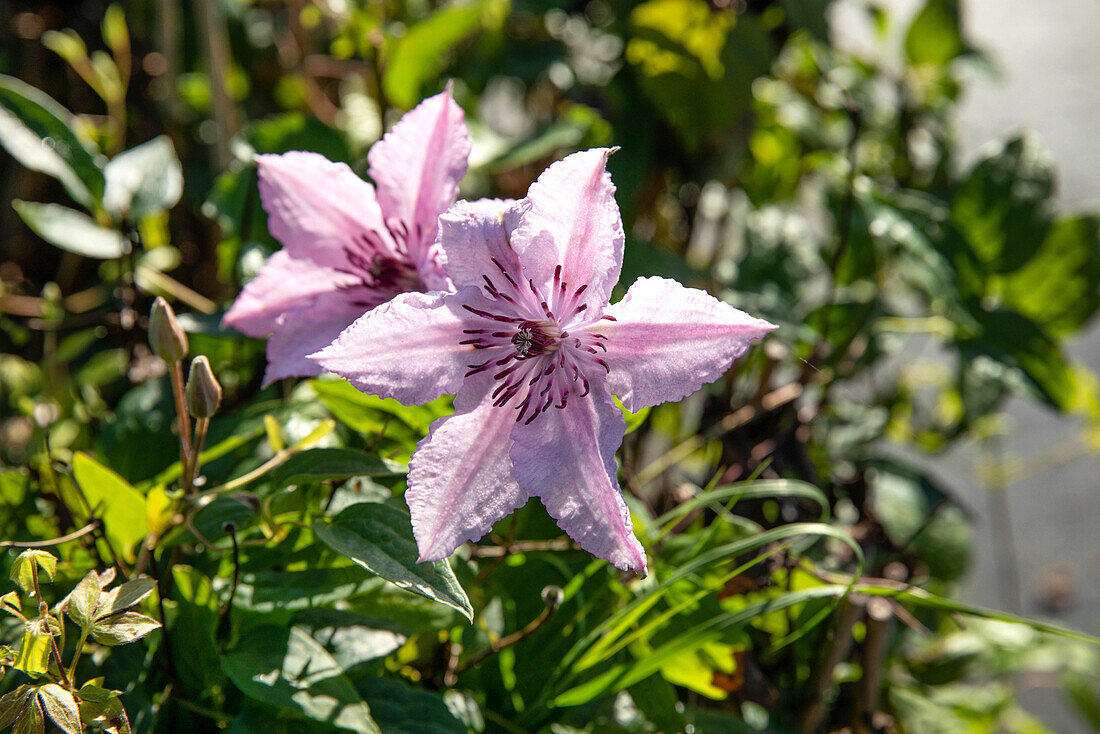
[311,149,775,574]
[223,88,469,385]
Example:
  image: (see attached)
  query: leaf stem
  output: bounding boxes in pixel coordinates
[170,361,193,473]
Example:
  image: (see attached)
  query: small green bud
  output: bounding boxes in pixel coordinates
[185,356,222,419]
[148,297,188,363]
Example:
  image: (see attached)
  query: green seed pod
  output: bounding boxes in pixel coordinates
[185,356,222,419]
[148,297,188,363]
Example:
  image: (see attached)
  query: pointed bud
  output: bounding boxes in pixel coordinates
[185,356,222,418]
[148,297,188,363]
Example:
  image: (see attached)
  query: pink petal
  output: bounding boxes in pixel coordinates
[596,276,776,412]
[510,148,624,316]
[223,251,357,338]
[437,198,522,289]
[407,375,528,562]
[261,291,366,386]
[309,288,486,405]
[367,87,470,265]
[509,384,647,574]
[258,151,390,272]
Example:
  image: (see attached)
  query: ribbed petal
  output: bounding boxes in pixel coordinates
[367,86,470,267]
[509,383,646,574]
[437,198,521,289]
[309,287,488,405]
[596,277,776,412]
[261,291,366,386]
[223,250,357,338]
[406,375,528,562]
[510,148,623,317]
[257,151,391,271]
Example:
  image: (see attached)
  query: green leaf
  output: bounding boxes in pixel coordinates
[65,571,101,629]
[221,626,380,734]
[0,685,34,728]
[382,0,508,109]
[867,459,972,582]
[951,135,1055,274]
[72,452,149,563]
[996,215,1100,337]
[904,0,966,66]
[959,309,1074,411]
[355,678,465,734]
[14,623,52,678]
[95,576,156,619]
[314,502,474,622]
[102,136,183,221]
[476,104,612,175]
[311,378,449,435]
[626,0,772,152]
[90,612,161,646]
[270,448,407,488]
[37,684,81,734]
[12,693,44,734]
[13,201,125,259]
[168,566,222,695]
[0,74,104,209]
[10,550,57,595]
[1063,672,1100,732]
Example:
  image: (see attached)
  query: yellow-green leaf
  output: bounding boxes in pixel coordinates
[72,453,149,563]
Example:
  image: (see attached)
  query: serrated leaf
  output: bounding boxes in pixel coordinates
[13,201,125,259]
[103,136,183,221]
[10,550,57,595]
[221,626,380,734]
[90,612,161,646]
[270,448,406,488]
[0,74,104,209]
[37,684,81,734]
[65,571,101,629]
[314,502,473,621]
[96,577,156,619]
[0,685,34,728]
[72,453,149,563]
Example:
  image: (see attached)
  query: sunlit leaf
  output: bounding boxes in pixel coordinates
[314,502,474,622]
[72,452,149,563]
[221,626,380,734]
[0,74,104,209]
[382,0,508,109]
[13,201,125,259]
[102,136,183,221]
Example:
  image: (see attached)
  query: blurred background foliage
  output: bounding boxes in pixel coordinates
[1,0,1100,732]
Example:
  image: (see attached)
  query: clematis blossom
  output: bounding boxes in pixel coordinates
[223,87,469,385]
[311,148,775,574]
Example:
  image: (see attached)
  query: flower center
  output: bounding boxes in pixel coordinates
[511,320,561,357]
[338,223,426,306]
[458,260,614,425]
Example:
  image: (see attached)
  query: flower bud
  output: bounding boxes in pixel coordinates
[185,356,222,418]
[148,297,188,363]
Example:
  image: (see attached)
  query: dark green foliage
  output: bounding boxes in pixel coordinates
[1,1,1098,733]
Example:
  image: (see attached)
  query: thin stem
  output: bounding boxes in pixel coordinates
[453,592,561,679]
[170,361,193,469]
[217,523,241,642]
[1,521,99,548]
[66,627,91,683]
[182,417,210,494]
